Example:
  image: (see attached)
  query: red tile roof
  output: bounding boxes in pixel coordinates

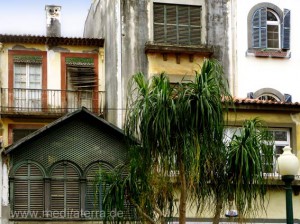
[227,97,300,112]
[0,34,104,47]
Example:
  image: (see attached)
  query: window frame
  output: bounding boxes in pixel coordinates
[150,0,206,45]
[8,124,44,145]
[247,3,291,52]
[8,50,48,111]
[10,161,46,218]
[153,3,202,45]
[60,53,99,113]
[224,125,293,177]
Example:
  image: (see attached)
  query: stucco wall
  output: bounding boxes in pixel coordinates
[84,0,124,128]
[232,0,300,102]
[84,0,231,127]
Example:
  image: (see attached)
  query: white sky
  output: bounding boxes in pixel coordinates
[0,0,92,37]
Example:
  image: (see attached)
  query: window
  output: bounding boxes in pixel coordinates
[153,3,201,45]
[257,94,280,102]
[8,50,47,112]
[8,124,44,145]
[248,3,290,50]
[14,62,42,110]
[224,127,291,175]
[50,162,80,218]
[61,53,99,113]
[247,88,292,103]
[266,129,291,173]
[11,162,44,218]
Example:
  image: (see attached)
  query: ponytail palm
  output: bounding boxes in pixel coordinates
[124,58,232,223]
[99,58,273,223]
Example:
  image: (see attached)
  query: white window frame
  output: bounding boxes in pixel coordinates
[266,9,281,49]
[224,127,291,177]
[13,63,42,110]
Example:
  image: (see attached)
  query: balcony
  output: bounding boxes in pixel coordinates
[0,88,105,117]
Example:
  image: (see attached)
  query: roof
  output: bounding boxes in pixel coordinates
[0,34,104,47]
[228,97,300,112]
[4,107,124,155]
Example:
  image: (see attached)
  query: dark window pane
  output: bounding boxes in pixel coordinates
[267,11,277,21]
[274,131,287,141]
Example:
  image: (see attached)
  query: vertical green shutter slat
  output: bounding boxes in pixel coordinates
[252,8,267,48]
[282,9,291,50]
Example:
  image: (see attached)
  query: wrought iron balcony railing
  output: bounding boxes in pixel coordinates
[0,88,105,116]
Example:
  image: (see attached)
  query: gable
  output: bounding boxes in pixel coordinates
[5,108,128,171]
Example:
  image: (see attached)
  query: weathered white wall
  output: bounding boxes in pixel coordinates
[232,0,300,102]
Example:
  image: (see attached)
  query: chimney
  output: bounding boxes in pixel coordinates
[45,5,61,37]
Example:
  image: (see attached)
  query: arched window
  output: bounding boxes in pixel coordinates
[85,161,113,218]
[50,161,81,218]
[257,93,280,102]
[11,161,45,218]
[248,3,290,50]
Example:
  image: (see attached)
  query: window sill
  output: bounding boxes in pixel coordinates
[246,49,291,58]
[145,42,214,57]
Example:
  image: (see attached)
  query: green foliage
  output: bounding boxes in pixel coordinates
[96,58,274,223]
[227,118,274,217]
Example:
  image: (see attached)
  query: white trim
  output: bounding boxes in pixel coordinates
[153,0,202,6]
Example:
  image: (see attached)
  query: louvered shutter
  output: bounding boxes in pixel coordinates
[166,4,177,44]
[154,3,165,43]
[252,8,267,48]
[85,163,111,214]
[284,94,292,103]
[189,6,201,45]
[178,5,189,45]
[51,163,80,217]
[282,9,291,50]
[14,163,44,218]
[154,3,201,45]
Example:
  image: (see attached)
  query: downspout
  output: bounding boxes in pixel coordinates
[116,0,123,128]
[228,0,237,96]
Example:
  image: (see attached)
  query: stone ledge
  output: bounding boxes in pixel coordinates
[145,42,214,56]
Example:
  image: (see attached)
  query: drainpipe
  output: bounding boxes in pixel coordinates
[116,0,123,128]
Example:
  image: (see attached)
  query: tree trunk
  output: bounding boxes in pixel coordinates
[179,159,187,224]
[213,196,223,224]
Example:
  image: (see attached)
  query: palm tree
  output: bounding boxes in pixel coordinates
[97,58,273,223]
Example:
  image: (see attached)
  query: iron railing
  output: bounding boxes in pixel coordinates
[0,88,105,116]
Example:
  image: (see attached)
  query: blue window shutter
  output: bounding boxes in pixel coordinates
[247,92,254,99]
[252,8,267,48]
[282,9,291,50]
[284,94,292,103]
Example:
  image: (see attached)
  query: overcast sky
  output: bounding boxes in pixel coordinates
[0,0,92,37]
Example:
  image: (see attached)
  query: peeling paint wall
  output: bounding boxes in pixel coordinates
[206,0,230,79]
[84,0,230,126]
[84,0,149,128]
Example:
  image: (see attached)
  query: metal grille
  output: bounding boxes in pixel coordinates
[12,117,128,171]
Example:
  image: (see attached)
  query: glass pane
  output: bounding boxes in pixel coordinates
[275,146,284,155]
[29,64,42,89]
[274,131,287,141]
[267,25,279,48]
[267,11,277,21]
[14,63,26,88]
